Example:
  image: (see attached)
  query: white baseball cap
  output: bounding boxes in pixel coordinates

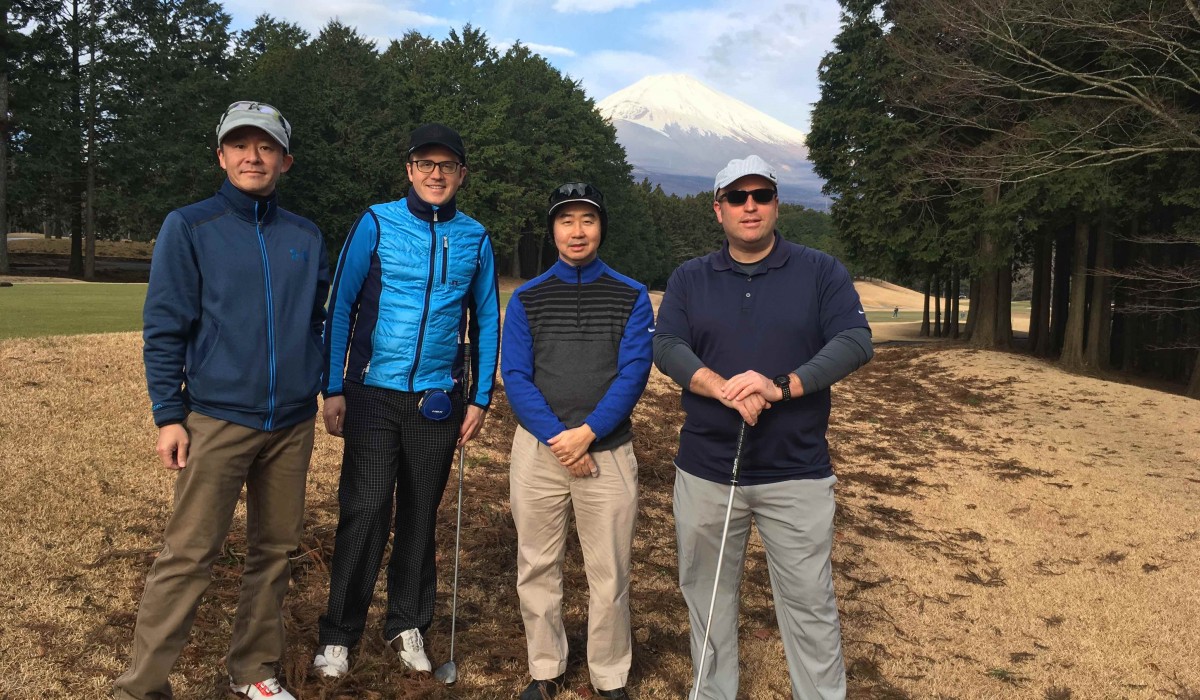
[714,155,778,192]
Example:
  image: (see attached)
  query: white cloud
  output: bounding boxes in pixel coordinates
[224,0,450,36]
[495,39,578,57]
[523,42,578,57]
[552,0,651,14]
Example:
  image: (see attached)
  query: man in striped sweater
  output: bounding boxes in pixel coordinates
[501,182,655,700]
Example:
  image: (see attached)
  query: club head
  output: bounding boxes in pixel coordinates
[434,660,457,684]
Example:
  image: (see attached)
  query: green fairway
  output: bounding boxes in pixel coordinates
[0,283,148,339]
[0,283,515,340]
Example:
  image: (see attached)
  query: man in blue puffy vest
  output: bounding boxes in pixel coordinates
[654,155,873,699]
[313,123,501,678]
[116,101,328,700]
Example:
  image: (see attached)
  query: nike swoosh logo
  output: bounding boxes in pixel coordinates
[857,310,865,314]
[647,326,656,332]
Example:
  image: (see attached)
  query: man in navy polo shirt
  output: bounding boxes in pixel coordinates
[653,155,873,699]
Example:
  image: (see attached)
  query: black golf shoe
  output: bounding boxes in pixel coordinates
[518,674,566,700]
[595,688,630,699]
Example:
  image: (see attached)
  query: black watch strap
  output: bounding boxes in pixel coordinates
[773,374,791,402]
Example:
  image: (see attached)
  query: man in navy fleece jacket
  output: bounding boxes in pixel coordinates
[116,101,328,700]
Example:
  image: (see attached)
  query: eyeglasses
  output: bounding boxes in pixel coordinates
[410,159,463,174]
[219,101,291,136]
[718,188,777,206]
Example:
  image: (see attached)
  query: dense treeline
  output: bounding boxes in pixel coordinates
[0,3,831,289]
[809,0,1200,397]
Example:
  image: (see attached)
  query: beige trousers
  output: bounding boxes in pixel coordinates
[114,413,313,700]
[509,426,639,691]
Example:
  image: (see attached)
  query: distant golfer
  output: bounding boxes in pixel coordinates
[892,306,899,318]
[116,101,328,700]
[653,155,873,699]
[502,183,653,700]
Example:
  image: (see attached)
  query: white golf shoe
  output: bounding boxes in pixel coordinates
[229,677,296,699]
[388,628,432,672]
[312,644,350,678]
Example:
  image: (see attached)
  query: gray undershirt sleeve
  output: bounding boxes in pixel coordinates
[653,258,873,393]
[653,332,705,389]
[793,326,874,394]
[654,327,874,394]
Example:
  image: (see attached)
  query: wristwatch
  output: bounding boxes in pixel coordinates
[773,374,792,402]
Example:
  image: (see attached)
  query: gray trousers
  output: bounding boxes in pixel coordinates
[673,468,845,700]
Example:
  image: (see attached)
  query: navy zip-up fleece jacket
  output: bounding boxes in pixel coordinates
[501,258,654,451]
[143,179,330,431]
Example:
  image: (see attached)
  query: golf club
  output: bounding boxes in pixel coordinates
[689,420,748,700]
[434,422,467,684]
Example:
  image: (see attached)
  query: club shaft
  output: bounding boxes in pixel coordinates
[449,443,464,660]
[690,420,747,700]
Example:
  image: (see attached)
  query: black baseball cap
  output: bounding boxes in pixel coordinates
[407,123,466,164]
[547,182,608,244]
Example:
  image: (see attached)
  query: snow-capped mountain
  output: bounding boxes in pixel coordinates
[597,74,827,209]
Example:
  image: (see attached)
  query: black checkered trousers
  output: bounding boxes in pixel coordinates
[318,380,463,647]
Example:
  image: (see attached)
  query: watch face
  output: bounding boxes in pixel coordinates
[774,375,789,387]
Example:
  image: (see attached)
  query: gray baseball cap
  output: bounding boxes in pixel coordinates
[714,155,778,192]
[216,101,292,152]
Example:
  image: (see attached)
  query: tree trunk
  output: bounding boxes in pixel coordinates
[933,273,942,336]
[69,0,84,277]
[950,267,961,339]
[1188,352,1200,400]
[1060,217,1091,372]
[970,254,999,347]
[964,275,979,341]
[1050,223,1073,356]
[85,118,97,280]
[1084,213,1113,370]
[0,9,9,276]
[508,247,521,279]
[998,259,1013,343]
[920,275,931,337]
[1029,231,1052,356]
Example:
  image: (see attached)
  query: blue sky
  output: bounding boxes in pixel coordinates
[222,0,845,133]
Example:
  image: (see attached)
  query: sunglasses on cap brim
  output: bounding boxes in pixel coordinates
[550,182,604,205]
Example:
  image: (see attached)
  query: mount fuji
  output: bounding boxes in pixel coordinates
[596,74,828,210]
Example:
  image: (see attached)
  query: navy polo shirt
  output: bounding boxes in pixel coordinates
[656,233,869,486]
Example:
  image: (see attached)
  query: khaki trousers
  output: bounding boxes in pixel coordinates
[509,426,638,691]
[114,413,313,700]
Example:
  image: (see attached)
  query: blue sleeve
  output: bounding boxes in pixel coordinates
[500,291,568,443]
[323,211,376,396]
[468,234,501,408]
[584,286,654,439]
[142,212,198,427]
[819,257,871,341]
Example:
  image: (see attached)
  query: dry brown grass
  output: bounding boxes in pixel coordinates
[1,335,1197,699]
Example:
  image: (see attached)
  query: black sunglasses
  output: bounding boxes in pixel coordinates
[718,188,777,206]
